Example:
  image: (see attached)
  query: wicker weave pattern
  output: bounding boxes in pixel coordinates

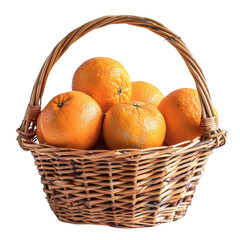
[23,136,220,227]
[17,15,226,228]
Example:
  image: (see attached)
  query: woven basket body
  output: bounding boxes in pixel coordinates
[17,15,226,228]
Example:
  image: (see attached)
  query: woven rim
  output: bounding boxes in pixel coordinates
[17,15,226,150]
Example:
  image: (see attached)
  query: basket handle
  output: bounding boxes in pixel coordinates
[17,15,226,149]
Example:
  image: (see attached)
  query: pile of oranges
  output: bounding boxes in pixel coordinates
[37,57,217,150]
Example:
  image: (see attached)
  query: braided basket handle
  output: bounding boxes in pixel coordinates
[17,15,226,149]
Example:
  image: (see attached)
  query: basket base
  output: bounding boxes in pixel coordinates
[49,200,190,228]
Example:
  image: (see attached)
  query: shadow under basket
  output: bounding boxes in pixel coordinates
[17,15,227,228]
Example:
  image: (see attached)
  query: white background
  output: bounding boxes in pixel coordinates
[1,0,239,239]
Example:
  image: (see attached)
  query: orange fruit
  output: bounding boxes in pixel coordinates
[72,57,132,113]
[36,111,45,144]
[103,101,166,149]
[158,88,218,145]
[131,81,164,107]
[40,91,102,149]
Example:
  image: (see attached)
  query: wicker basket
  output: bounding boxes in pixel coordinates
[17,15,227,228]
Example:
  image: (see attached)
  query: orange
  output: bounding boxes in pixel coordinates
[103,101,166,149]
[131,81,164,107]
[72,57,132,113]
[36,111,45,144]
[158,88,218,145]
[40,91,102,149]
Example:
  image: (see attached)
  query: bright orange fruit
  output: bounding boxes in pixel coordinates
[131,81,164,107]
[40,91,102,149]
[158,88,218,145]
[72,57,132,113]
[103,101,166,149]
[36,111,45,144]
